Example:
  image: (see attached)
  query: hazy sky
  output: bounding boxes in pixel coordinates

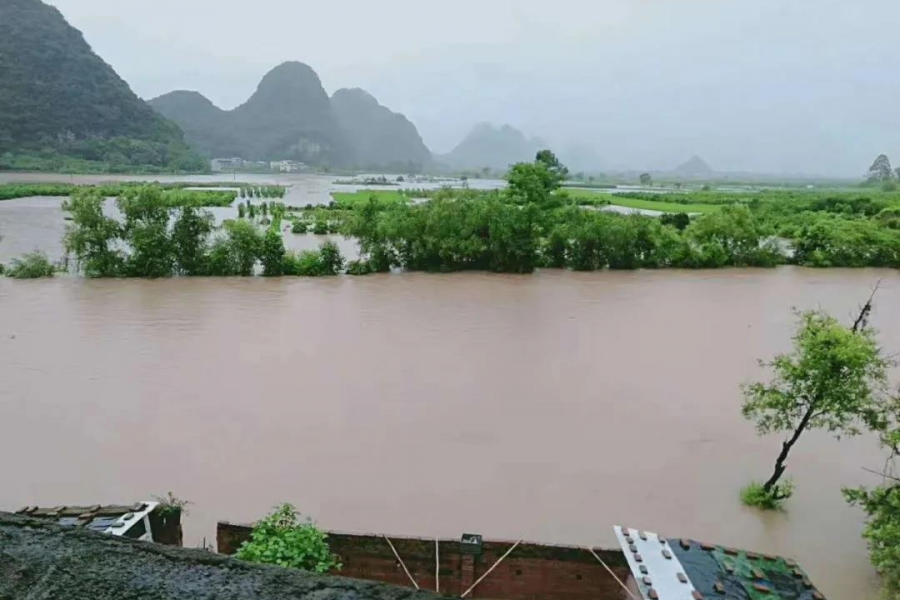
[50,0,900,176]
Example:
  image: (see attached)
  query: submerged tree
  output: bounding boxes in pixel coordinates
[844,425,900,599]
[741,288,893,508]
[639,173,653,186]
[63,190,124,277]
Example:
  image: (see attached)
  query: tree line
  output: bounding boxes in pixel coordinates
[740,289,900,598]
[62,187,342,278]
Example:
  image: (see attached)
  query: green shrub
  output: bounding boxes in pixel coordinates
[261,229,285,276]
[5,251,56,278]
[291,221,309,234]
[318,241,344,275]
[283,250,322,276]
[845,479,900,598]
[236,504,340,573]
[345,259,374,275]
[313,221,328,235]
[740,480,794,510]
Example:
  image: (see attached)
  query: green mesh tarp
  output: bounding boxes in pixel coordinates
[669,539,823,600]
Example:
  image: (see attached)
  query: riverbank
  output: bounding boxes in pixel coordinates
[1,268,895,600]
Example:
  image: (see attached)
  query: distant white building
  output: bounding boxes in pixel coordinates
[269,160,305,173]
[211,157,245,172]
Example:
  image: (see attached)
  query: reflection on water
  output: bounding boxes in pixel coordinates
[1,268,896,600]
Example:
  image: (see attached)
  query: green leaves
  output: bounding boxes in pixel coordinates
[5,251,55,279]
[236,504,341,573]
[845,484,900,599]
[741,310,892,438]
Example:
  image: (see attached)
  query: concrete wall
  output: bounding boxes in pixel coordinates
[219,523,632,600]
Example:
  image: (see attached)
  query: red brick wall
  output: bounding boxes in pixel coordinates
[218,523,632,600]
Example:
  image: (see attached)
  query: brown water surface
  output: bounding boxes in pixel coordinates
[1,268,897,600]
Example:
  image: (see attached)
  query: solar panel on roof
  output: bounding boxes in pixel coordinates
[57,517,81,527]
[86,517,119,532]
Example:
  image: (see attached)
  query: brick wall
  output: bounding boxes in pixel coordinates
[218,523,633,600]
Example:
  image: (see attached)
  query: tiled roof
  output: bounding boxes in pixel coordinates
[16,503,150,532]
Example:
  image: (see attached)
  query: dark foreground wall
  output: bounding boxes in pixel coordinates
[219,523,632,600]
[0,512,441,600]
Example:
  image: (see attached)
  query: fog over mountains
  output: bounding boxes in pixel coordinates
[12,0,900,176]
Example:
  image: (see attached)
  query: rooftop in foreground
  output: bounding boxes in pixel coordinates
[0,511,439,600]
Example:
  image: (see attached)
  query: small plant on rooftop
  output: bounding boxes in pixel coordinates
[236,503,341,573]
[153,492,191,516]
[740,479,793,510]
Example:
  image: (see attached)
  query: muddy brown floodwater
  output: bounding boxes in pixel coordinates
[1,268,898,599]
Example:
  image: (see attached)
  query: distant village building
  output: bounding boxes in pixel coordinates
[269,160,305,173]
[210,157,245,172]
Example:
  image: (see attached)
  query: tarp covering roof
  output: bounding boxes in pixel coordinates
[615,525,827,600]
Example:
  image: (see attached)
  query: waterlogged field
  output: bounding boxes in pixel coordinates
[330,190,410,207]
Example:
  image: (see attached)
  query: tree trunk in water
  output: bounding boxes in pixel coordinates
[763,286,877,495]
[763,404,816,494]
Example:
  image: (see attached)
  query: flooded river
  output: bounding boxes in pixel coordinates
[1,268,897,600]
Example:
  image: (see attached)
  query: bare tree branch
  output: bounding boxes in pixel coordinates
[862,466,900,483]
[852,279,882,333]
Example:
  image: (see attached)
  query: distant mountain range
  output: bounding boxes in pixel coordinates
[0,0,204,171]
[149,64,431,171]
[437,123,546,171]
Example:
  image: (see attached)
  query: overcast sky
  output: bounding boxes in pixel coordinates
[50,0,900,176]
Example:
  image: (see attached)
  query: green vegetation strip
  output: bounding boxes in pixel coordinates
[330,190,411,207]
[609,196,722,214]
[0,183,238,206]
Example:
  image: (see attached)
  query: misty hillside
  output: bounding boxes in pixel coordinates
[150,64,431,170]
[151,62,347,166]
[673,155,714,179]
[331,88,431,171]
[439,123,545,171]
[0,0,203,171]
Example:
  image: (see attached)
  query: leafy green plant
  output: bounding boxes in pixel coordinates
[236,504,341,573]
[740,479,794,510]
[261,229,285,276]
[741,297,894,506]
[318,241,344,275]
[5,251,56,278]
[152,492,192,517]
[291,220,309,234]
[845,480,900,599]
[345,259,374,275]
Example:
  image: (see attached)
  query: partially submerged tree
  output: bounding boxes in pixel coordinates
[639,172,653,186]
[844,426,900,599]
[741,287,893,507]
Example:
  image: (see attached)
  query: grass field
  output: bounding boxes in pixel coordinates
[564,188,723,213]
[330,190,410,207]
[609,196,722,214]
